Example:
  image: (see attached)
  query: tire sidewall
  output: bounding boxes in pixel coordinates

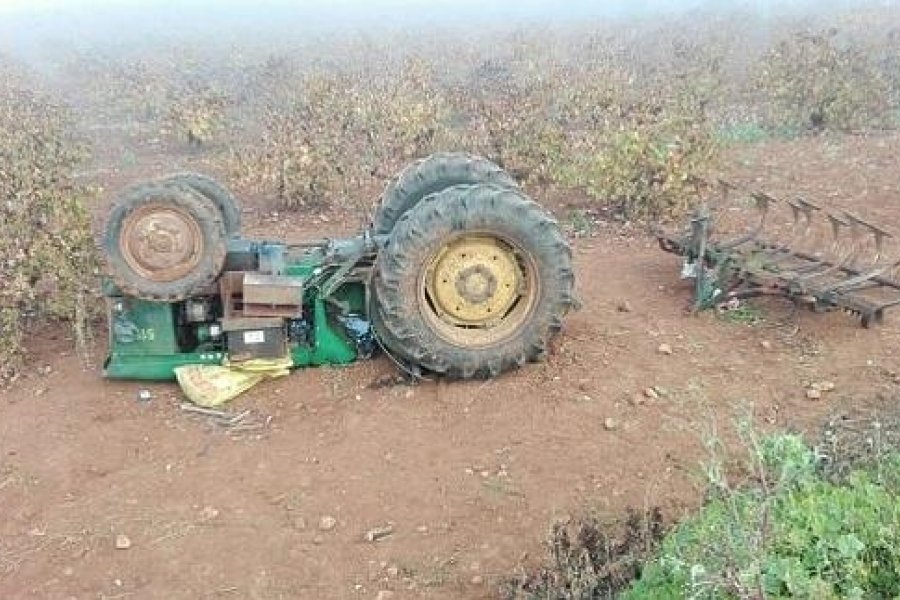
[373,152,518,235]
[104,184,227,301]
[159,173,241,237]
[374,184,574,377]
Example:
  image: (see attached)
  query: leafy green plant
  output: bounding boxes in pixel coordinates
[718,303,765,326]
[624,431,900,599]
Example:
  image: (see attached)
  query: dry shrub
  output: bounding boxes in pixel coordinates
[167,83,228,147]
[757,29,893,132]
[230,59,450,213]
[0,65,97,383]
[503,508,666,600]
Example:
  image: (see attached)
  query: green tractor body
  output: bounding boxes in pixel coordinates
[104,236,377,380]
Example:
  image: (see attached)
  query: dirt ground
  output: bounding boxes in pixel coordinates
[2,130,900,599]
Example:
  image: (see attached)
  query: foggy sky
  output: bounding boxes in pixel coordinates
[0,0,705,16]
[0,0,888,59]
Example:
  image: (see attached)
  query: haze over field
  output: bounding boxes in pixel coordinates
[0,0,889,56]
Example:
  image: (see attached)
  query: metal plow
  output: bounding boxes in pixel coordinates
[658,179,900,327]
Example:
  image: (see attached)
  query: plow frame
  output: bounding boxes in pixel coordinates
[658,179,900,327]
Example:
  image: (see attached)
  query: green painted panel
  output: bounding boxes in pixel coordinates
[108,298,179,355]
[291,298,357,366]
[104,351,225,380]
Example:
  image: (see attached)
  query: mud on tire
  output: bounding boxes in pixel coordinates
[372,152,517,235]
[103,183,227,302]
[372,184,576,378]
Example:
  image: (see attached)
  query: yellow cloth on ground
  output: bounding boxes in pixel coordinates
[174,356,293,407]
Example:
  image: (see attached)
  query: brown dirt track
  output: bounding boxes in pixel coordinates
[2,132,900,599]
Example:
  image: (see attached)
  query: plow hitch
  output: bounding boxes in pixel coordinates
[658,179,900,327]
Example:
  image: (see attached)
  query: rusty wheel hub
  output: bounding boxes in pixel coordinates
[120,203,204,283]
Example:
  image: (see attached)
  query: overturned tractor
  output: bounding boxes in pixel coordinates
[101,153,578,381]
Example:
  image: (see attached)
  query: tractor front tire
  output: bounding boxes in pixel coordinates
[103,183,227,302]
[372,152,517,235]
[156,172,241,237]
[372,184,576,378]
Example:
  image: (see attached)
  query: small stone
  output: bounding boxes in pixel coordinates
[319,515,338,531]
[115,534,131,550]
[386,565,400,578]
[806,388,822,401]
[643,387,659,400]
[471,575,485,585]
[137,389,153,402]
[577,379,590,392]
[480,470,490,478]
[312,534,324,545]
[292,516,308,530]
[200,506,219,520]
[404,388,414,399]
[617,300,633,313]
[415,525,429,534]
[355,394,362,401]
[365,523,395,542]
[630,393,646,406]
[375,591,395,600]
[62,566,74,576]
[604,418,618,431]
[657,343,673,355]
[760,340,773,350]
[813,381,836,393]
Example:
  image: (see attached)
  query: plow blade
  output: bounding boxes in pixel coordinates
[658,179,900,327]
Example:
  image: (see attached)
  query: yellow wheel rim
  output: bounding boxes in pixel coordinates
[421,234,538,347]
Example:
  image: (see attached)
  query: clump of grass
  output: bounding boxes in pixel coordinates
[718,302,765,326]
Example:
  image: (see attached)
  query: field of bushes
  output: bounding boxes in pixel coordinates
[3,6,898,380]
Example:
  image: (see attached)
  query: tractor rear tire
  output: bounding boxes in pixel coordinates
[103,183,227,302]
[372,152,517,235]
[156,173,241,237]
[372,184,576,379]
